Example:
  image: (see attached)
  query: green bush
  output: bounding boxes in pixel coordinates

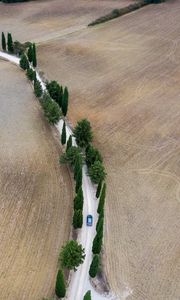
[26,68,36,81]
[89,160,106,184]
[46,80,63,108]
[40,94,61,124]
[34,80,43,97]
[73,119,93,148]
[86,145,102,168]
[60,146,82,167]
[20,54,29,70]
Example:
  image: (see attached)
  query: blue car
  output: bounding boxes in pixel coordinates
[86,215,93,226]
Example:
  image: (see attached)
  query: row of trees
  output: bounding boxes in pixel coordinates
[55,240,86,298]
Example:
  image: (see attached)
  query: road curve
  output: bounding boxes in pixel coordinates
[0,51,116,300]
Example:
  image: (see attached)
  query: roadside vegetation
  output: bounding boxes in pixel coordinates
[1,31,107,299]
[88,0,165,26]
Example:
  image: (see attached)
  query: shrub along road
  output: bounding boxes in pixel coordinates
[0,51,117,300]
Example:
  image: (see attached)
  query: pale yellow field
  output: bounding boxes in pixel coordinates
[0,0,180,299]
[0,61,72,300]
[37,1,180,299]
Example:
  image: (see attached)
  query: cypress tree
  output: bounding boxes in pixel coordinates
[97,183,106,214]
[27,45,33,63]
[32,43,37,67]
[92,231,103,254]
[74,154,82,180]
[61,121,66,145]
[1,32,6,51]
[66,135,72,152]
[55,269,66,298]
[89,254,100,278]
[20,54,29,70]
[34,80,42,98]
[83,291,91,300]
[73,209,83,229]
[75,167,82,193]
[74,187,83,210]
[7,32,13,53]
[62,86,69,116]
[96,216,104,234]
[96,180,102,198]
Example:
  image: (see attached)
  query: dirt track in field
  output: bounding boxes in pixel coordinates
[37,1,180,299]
[0,0,180,299]
[0,61,72,300]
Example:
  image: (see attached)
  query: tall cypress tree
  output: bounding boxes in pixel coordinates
[1,32,6,51]
[74,187,83,210]
[97,183,106,214]
[7,32,13,53]
[74,154,82,180]
[61,121,66,145]
[55,269,66,298]
[62,86,69,116]
[75,167,82,193]
[92,231,103,254]
[83,291,91,300]
[32,43,37,67]
[96,180,102,198]
[27,45,33,63]
[89,254,100,278]
[96,216,104,233]
[73,209,83,229]
[66,135,72,152]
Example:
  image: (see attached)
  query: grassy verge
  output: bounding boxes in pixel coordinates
[88,0,165,27]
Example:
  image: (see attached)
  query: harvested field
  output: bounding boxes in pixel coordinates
[0,0,135,43]
[37,1,180,299]
[0,60,72,300]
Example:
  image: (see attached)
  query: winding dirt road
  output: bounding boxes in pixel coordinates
[0,51,116,300]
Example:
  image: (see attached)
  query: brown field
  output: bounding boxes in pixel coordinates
[0,61,72,300]
[0,0,180,299]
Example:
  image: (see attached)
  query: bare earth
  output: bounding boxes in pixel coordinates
[37,2,180,300]
[0,61,72,300]
[0,0,180,299]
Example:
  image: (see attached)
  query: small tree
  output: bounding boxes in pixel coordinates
[66,135,72,152]
[55,269,66,298]
[59,240,85,271]
[62,86,69,116]
[83,291,91,300]
[86,145,103,168]
[20,54,29,70]
[7,32,13,53]
[75,167,82,193]
[96,180,102,198]
[92,232,103,254]
[97,183,106,214]
[89,160,106,184]
[32,43,37,67]
[41,94,61,124]
[73,209,83,229]
[61,121,66,145]
[89,254,100,278]
[74,187,83,210]
[27,45,33,63]
[1,32,6,51]
[60,146,82,167]
[34,80,42,97]
[26,68,36,81]
[46,80,63,107]
[73,119,93,148]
